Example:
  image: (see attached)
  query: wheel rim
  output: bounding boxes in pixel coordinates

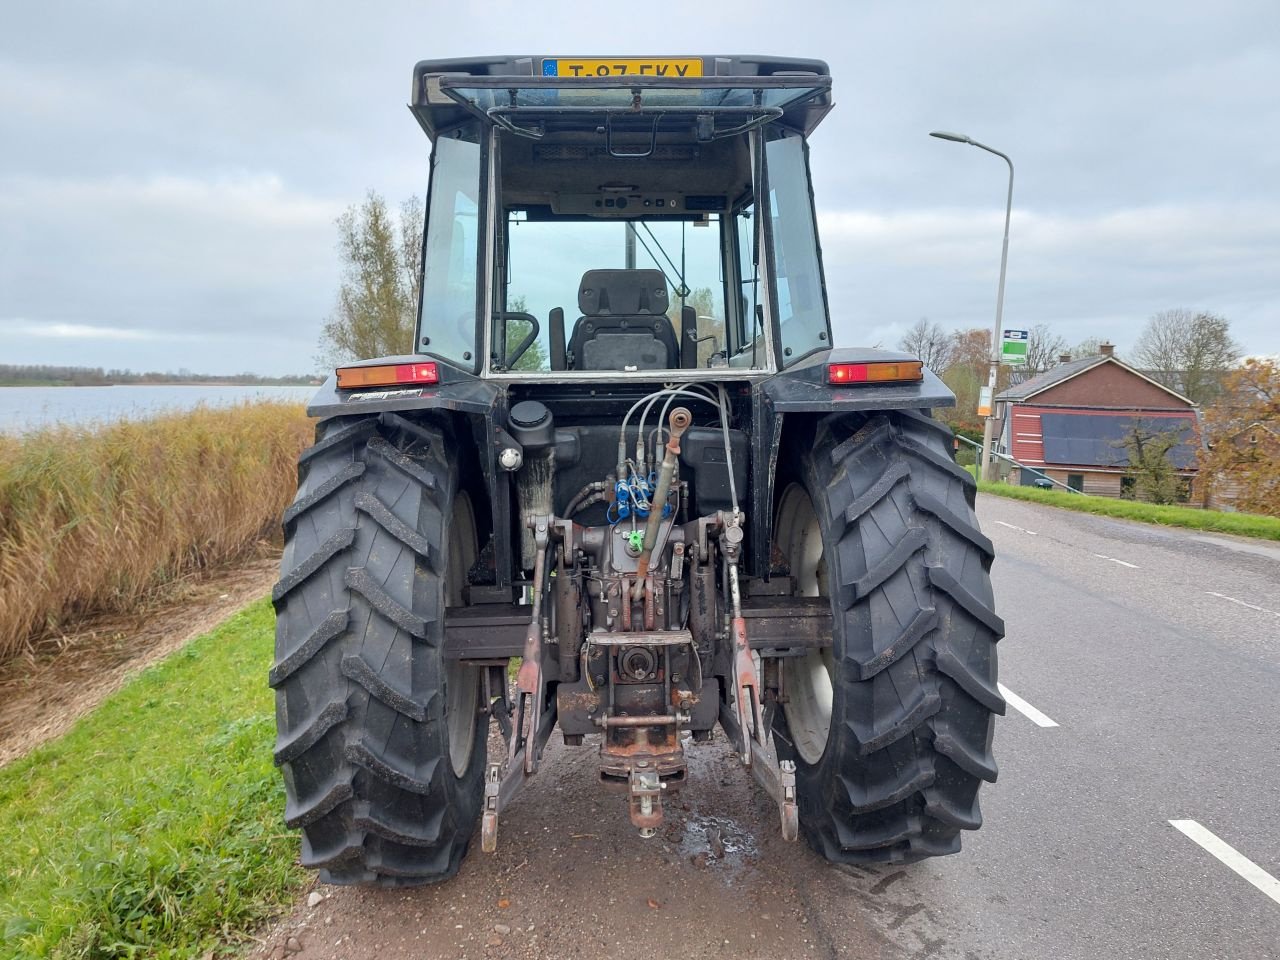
[445,492,480,777]
[776,483,834,765]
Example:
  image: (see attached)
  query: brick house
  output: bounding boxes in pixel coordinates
[994,343,1200,498]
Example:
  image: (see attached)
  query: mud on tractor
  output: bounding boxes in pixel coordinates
[272,55,1004,885]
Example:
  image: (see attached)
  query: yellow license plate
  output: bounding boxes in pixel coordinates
[542,57,703,79]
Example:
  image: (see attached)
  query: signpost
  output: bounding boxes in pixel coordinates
[1001,328,1028,366]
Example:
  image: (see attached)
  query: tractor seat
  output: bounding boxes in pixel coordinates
[567,269,678,371]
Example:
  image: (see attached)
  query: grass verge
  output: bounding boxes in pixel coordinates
[0,402,312,664]
[975,477,1280,541]
[0,598,304,959]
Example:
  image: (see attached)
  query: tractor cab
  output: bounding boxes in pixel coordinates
[408,56,835,379]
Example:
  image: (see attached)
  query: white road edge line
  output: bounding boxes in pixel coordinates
[1092,553,1139,568]
[1169,819,1280,907]
[994,520,1037,536]
[997,683,1058,728]
[1206,591,1280,618]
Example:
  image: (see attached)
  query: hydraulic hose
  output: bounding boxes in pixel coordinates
[632,406,691,600]
[564,480,609,517]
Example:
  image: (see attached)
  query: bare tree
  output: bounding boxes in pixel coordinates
[899,318,953,374]
[1069,336,1104,360]
[1023,323,1067,373]
[1132,309,1241,405]
[318,191,424,366]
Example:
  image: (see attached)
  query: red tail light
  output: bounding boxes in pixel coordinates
[828,361,924,385]
[336,362,439,389]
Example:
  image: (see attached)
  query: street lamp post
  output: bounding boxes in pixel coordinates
[929,131,1014,484]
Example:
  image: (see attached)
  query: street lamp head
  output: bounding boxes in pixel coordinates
[929,130,972,144]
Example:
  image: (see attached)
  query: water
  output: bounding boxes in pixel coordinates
[0,384,319,434]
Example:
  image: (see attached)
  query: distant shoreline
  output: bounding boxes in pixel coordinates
[0,380,320,388]
[0,382,319,434]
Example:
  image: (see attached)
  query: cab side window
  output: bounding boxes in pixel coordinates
[765,136,830,365]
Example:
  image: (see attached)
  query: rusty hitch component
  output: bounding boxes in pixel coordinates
[714,514,798,841]
[481,763,501,852]
[484,516,558,854]
[717,699,800,842]
[777,760,799,842]
[511,517,552,775]
[722,521,763,768]
[730,610,761,767]
[628,763,664,838]
[481,697,558,853]
[750,741,799,842]
[632,407,691,600]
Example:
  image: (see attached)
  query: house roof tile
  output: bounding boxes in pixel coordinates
[996,353,1197,406]
[995,355,1106,400]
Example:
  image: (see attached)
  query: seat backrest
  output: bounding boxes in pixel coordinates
[569,269,679,371]
[578,269,668,317]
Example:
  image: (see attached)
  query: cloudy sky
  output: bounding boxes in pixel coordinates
[2,0,1277,375]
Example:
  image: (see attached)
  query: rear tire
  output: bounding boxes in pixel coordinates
[773,409,1004,863]
[271,412,487,886]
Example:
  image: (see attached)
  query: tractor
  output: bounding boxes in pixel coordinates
[271,55,1004,886]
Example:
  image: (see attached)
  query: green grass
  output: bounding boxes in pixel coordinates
[0,599,304,959]
[973,474,1280,541]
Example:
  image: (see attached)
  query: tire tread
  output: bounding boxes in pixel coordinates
[779,409,1003,865]
[273,413,484,885]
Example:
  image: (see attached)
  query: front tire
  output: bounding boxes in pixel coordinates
[774,409,1005,863]
[271,412,487,886]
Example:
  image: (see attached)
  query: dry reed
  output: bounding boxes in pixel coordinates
[0,402,313,663]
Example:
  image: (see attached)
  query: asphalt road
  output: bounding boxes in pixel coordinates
[939,496,1280,960]
[253,495,1280,960]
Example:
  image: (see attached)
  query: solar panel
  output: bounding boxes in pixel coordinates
[1039,413,1196,468]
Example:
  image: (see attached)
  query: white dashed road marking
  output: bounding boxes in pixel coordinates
[1206,592,1280,618]
[997,683,1058,728]
[1093,553,1139,569]
[1169,820,1280,907]
[994,520,1037,536]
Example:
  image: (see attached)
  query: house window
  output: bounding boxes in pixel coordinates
[1067,473,1084,492]
[1120,476,1136,499]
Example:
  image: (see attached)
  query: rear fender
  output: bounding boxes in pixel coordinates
[307,357,517,588]
[748,348,955,579]
[305,355,500,419]
[762,347,954,413]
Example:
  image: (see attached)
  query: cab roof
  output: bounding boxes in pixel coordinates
[410,55,833,141]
